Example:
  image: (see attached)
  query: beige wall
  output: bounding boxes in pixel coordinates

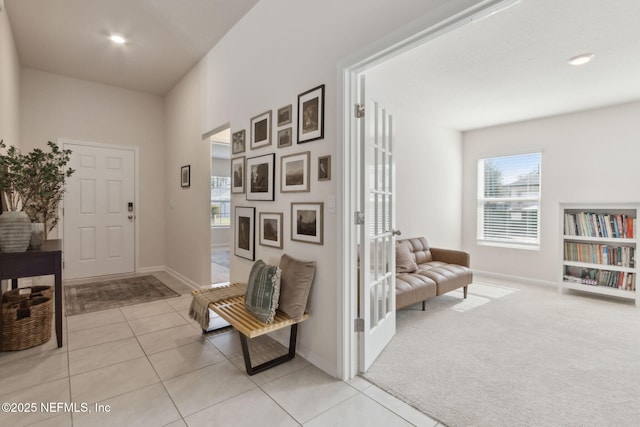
[20,68,166,269]
[165,0,483,376]
[462,101,640,283]
[164,65,211,286]
[0,2,20,148]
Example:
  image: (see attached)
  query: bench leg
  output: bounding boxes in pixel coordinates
[239,323,299,376]
[463,285,468,299]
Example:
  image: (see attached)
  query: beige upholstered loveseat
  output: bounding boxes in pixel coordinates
[396,237,472,310]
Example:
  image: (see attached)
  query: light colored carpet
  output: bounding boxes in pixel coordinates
[363,280,640,427]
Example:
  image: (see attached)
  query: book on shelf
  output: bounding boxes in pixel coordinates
[563,266,635,290]
[564,212,635,239]
[563,242,635,267]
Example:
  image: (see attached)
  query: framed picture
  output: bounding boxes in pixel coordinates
[277,104,292,126]
[235,206,255,260]
[232,130,246,154]
[278,127,293,148]
[259,212,283,249]
[250,110,272,150]
[291,202,324,245]
[297,84,325,144]
[318,155,331,181]
[181,165,190,188]
[246,153,275,201]
[230,156,245,194]
[281,151,310,193]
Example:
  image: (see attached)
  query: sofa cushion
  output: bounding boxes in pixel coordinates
[278,254,316,321]
[244,260,281,323]
[405,237,433,263]
[420,264,472,296]
[396,240,418,273]
[396,273,437,309]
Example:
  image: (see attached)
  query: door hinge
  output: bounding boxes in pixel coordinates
[354,318,364,332]
[355,103,365,118]
[354,211,365,225]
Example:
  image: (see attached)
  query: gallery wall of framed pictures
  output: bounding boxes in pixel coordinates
[230,84,331,260]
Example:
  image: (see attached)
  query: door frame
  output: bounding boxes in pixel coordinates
[338,0,504,380]
[59,138,140,277]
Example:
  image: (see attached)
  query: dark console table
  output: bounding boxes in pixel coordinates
[0,239,63,352]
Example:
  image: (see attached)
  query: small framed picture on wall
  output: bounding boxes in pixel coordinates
[230,156,245,194]
[281,151,310,193]
[235,206,255,260]
[297,84,325,144]
[181,165,190,188]
[232,130,246,154]
[291,202,324,245]
[318,155,331,181]
[277,104,292,126]
[250,110,272,150]
[259,212,283,249]
[246,153,275,201]
[278,128,293,148]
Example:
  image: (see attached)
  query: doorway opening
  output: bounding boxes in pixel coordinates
[209,127,231,284]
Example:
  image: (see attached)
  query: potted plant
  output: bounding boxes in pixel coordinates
[0,140,74,252]
[21,142,74,241]
[0,140,34,252]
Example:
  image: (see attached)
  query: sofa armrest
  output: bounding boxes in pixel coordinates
[430,247,470,267]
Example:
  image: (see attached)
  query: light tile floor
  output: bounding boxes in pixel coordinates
[0,271,443,427]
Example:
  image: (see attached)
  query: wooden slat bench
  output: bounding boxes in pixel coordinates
[208,295,310,376]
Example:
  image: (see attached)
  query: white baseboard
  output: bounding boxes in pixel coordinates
[137,266,165,274]
[472,269,556,288]
[137,265,201,290]
[269,329,338,378]
[162,266,201,290]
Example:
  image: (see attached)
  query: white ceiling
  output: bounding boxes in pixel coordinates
[4,0,257,95]
[367,0,640,131]
[5,0,640,129]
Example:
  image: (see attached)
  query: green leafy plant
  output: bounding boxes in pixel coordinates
[0,140,75,238]
[0,140,31,211]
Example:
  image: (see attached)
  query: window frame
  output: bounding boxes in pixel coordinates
[211,175,231,228]
[476,152,542,250]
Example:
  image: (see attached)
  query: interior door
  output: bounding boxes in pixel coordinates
[358,75,397,372]
[63,143,135,279]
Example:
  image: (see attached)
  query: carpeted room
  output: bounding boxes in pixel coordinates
[364,277,640,426]
[362,1,640,423]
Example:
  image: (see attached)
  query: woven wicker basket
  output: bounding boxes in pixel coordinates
[2,287,53,351]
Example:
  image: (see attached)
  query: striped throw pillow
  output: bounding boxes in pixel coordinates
[245,260,282,323]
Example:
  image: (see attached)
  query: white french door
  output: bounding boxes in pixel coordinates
[63,142,136,279]
[358,75,397,372]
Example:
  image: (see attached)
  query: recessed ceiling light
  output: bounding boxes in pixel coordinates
[109,34,127,45]
[568,53,594,66]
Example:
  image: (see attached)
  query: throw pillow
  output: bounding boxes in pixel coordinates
[244,260,282,323]
[396,240,417,273]
[278,254,316,321]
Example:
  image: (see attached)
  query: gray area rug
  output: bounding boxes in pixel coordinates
[64,275,180,316]
[363,281,640,427]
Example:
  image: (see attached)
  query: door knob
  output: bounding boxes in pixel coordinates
[392,229,402,236]
[128,215,134,220]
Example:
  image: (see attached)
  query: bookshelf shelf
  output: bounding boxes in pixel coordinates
[560,204,639,306]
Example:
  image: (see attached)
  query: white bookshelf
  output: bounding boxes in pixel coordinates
[560,204,639,306]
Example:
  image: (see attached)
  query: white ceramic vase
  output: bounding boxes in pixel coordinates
[0,211,33,252]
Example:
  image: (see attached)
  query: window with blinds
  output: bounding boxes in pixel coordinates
[477,152,541,248]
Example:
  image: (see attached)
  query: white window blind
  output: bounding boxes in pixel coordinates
[211,176,231,227]
[477,152,541,248]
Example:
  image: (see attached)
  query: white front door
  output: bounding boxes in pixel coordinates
[358,75,397,372]
[63,143,136,279]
